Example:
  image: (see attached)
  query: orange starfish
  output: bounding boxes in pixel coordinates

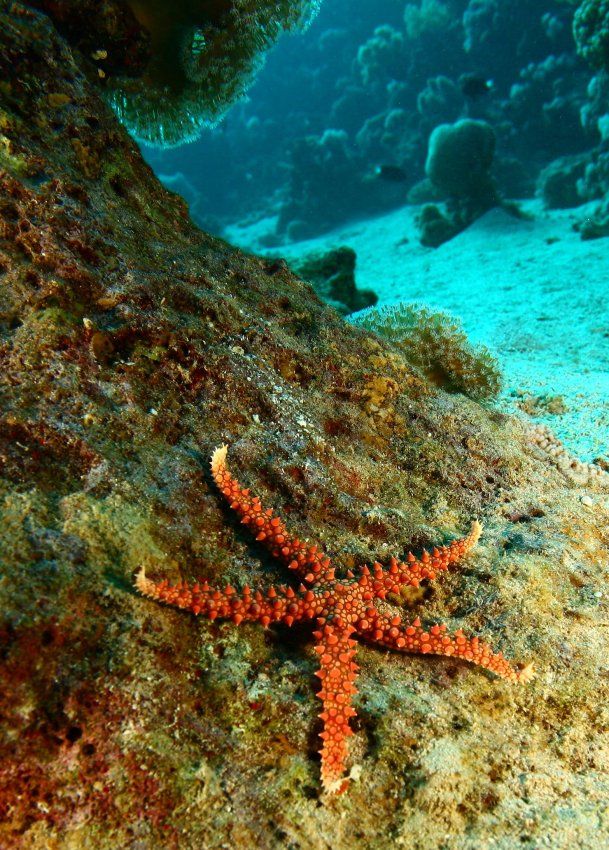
[136,445,534,794]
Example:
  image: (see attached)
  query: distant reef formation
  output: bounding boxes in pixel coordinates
[144,0,609,246]
[1,4,609,849]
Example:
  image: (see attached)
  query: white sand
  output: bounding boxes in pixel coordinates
[225,201,609,462]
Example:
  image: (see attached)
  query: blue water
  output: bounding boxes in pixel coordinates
[141,0,609,464]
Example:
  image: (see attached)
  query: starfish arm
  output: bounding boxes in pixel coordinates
[211,445,335,585]
[358,613,534,684]
[371,521,483,594]
[135,568,318,627]
[313,622,359,794]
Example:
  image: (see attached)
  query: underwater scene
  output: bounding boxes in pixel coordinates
[1,1,609,848]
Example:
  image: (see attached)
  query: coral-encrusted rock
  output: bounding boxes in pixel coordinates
[2,4,609,849]
[289,246,378,315]
[425,119,497,206]
[536,152,590,209]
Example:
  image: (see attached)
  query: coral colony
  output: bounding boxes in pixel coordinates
[107,0,322,146]
[136,446,533,793]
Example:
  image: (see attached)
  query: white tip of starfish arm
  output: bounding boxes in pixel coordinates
[517,662,535,683]
[134,566,159,599]
[210,443,229,473]
[322,775,349,795]
[469,519,483,547]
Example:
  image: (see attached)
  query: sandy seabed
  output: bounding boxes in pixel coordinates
[226,200,609,463]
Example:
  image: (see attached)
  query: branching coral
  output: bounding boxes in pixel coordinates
[350,303,502,401]
[417,76,463,132]
[574,0,609,70]
[356,25,405,86]
[276,130,363,240]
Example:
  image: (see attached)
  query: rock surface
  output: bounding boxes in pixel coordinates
[1,4,608,849]
[289,246,377,314]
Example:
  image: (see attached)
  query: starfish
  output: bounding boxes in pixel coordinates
[136,445,534,794]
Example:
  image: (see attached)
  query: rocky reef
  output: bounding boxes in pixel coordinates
[1,3,609,849]
[289,246,377,314]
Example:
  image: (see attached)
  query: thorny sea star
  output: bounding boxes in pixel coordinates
[136,445,534,794]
